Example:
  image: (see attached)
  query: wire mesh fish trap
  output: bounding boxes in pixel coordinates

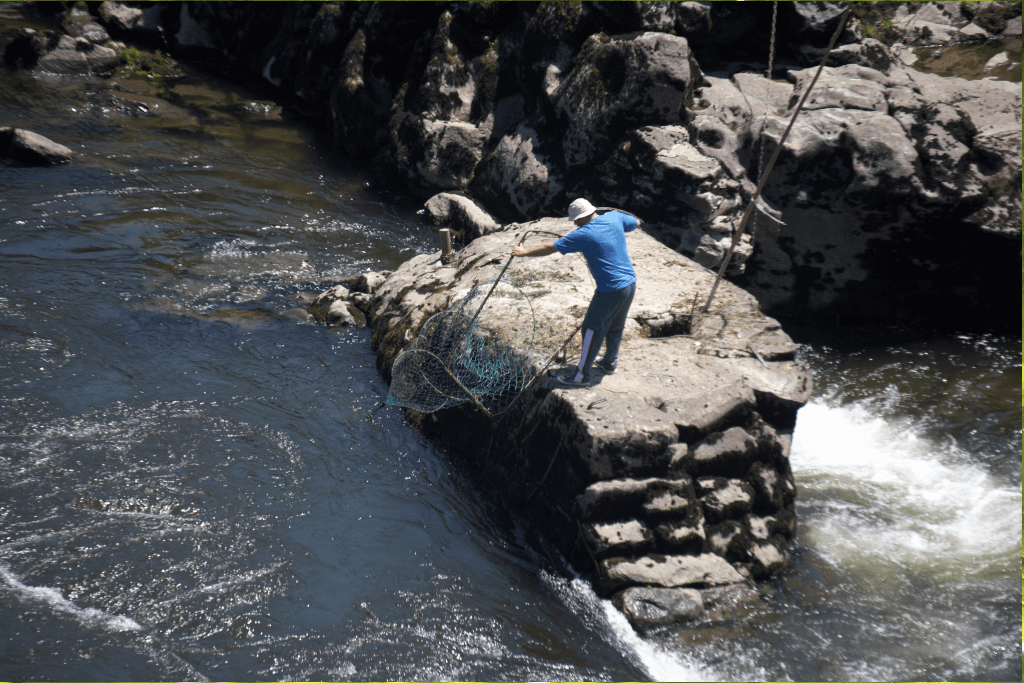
[385,267,581,418]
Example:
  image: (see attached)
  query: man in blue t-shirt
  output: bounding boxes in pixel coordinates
[512,198,640,387]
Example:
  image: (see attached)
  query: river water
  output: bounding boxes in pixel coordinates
[1,26,1020,683]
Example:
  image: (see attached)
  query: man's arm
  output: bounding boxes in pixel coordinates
[513,242,558,257]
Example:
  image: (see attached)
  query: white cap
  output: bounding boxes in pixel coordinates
[567,198,597,222]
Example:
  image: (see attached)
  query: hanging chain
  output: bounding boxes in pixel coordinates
[751,0,778,242]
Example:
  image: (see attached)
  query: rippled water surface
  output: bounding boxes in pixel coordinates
[1,13,1020,682]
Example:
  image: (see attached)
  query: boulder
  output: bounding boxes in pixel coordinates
[471,119,566,220]
[699,583,762,622]
[0,128,74,166]
[654,518,706,553]
[340,271,391,295]
[307,284,368,327]
[552,32,696,172]
[424,193,502,241]
[576,477,668,521]
[747,540,789,579]
[614,586,704,632]
[62,6,111,43]
[95,1,167,42]
[37,35,120,74]
[4,28,118,73]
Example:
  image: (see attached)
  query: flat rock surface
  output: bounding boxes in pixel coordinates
[372,216,809,422]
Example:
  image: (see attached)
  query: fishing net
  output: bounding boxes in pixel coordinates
[385,254,591,418]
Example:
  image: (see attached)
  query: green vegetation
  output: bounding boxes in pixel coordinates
[119,43,179,81]
[848,2,918,46]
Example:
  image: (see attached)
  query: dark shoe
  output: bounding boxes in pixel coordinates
[553,370,592,388]
[595,359,616,374]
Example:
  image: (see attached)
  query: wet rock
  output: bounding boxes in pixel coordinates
[700,583,762,622]
[39,35,120,74]
[614,586,704,632]
[63,6,111,44]
[747,539,789,579]
[0,128,74,166]
[327,300,363,327]
[340,271,390,296]
[307,284,368,328]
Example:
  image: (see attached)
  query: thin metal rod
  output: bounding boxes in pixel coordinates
[702,4,851,314]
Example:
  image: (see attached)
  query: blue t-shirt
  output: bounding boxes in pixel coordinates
[554,212,638,292]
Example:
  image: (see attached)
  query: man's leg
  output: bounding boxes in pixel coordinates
[571,285,634,384]
[597,283,635,372]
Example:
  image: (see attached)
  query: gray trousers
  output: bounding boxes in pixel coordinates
[572,282,636,383]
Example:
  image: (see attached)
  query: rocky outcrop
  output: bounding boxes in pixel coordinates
[0,128,74,166]
[693,59,1021,319]
[4,28,120,73]
[52,0,1018,328]
[355,215,810,632]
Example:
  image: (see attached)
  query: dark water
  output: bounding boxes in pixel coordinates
[1,20,1020,683]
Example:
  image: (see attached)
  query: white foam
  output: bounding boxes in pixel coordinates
[791,399,1022,572]
[540,570,711,682]
[0,564,142,632]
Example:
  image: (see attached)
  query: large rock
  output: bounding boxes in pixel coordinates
[614,586,704,632]
[690,59,1021,319]
[424,192,502,241]
[471,118,566,219]
[0,128,74,166]
[359,215,808,600]
[599,553,745,593]
[552,31,697,172]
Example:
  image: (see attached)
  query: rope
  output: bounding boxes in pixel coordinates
[702,4,852,314]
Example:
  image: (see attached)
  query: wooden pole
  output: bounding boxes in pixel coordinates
[439,228,453,264]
